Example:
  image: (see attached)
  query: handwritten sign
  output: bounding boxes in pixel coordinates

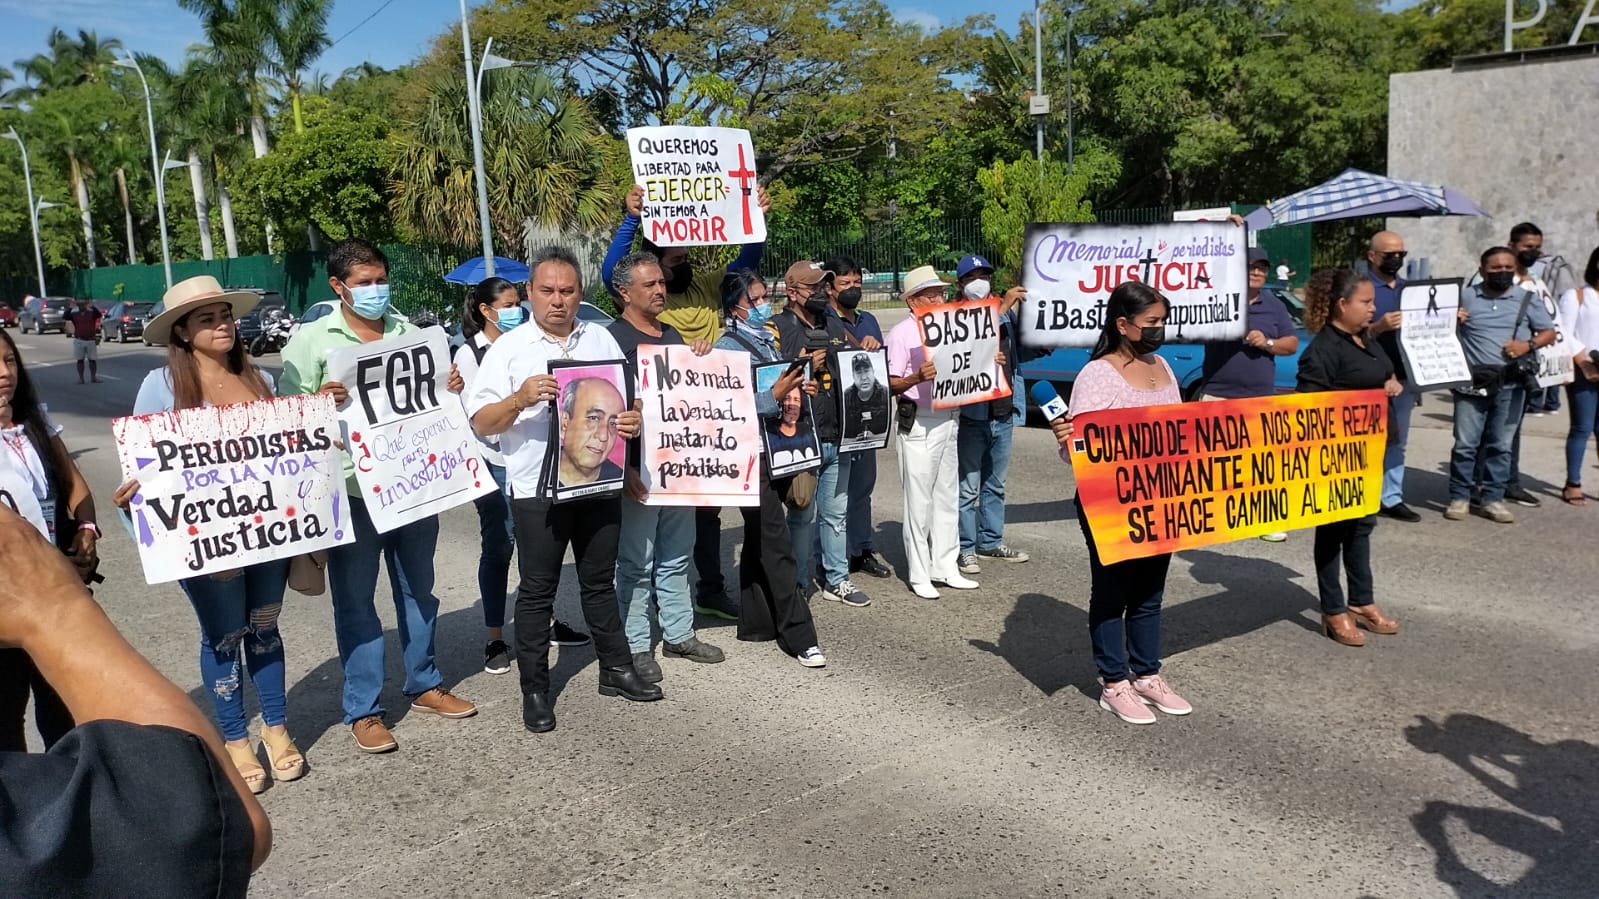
[548,359,629,503]
[637,344,761,506]
[1398,279,1471,388]
[916,298,1012,410]
[753,361,820,476]
[1531,283,1575,388]
[1069,391,1386,564]
[626,125,766,247]
[1020,221,1249,348]
[838,348,892,453]
[112,394,351,584]
[326,327,494,532]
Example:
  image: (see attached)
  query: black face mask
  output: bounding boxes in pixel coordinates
[802,292,830,316]
[1482,271,1517,293]
[1376,255,1405,277]
[1131,325,1166,354]
[1515,249,1541,269]
[836,287,863,309]
[665,262,693,294]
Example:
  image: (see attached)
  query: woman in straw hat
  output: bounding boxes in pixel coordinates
[110,275,306,793]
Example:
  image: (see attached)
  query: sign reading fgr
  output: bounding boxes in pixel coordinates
[626,126,766,248]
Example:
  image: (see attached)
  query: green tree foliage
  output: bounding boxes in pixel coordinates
[976,151,1119,272]
[1393,0,1595,70]
[236,104,393,248]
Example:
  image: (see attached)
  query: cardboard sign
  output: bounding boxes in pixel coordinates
[837,348,892,453]
[326,327,495,532]
[915,298,1012,410]
[1020,221,1250,348]
[112,394,352,584]
[627,126,766,247]
[636,344,761,506]
[1530,281,1574,388]
[1398,279,1472,388]
[1069,391,1387,564]
[548,359,629,502]
[753,361,820,476]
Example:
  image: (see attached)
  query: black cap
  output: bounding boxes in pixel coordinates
[1247,247,1270,268]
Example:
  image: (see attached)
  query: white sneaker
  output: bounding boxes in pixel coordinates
[909,582,940,600]
[1443,499,1470,520]
[796,646,827,668]
[933,573,979,590]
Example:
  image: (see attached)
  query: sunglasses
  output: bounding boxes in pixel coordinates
[1379,251,1409,261]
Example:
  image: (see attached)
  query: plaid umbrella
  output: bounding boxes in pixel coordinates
[1242,168,1488,230]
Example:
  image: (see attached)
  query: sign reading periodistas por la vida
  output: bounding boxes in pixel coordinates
[626,126,766,248]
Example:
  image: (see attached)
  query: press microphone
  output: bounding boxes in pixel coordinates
[1030,380,1068,423]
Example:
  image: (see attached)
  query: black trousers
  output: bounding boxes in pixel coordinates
[0,648,73,752]
[736,472,819,655]
[510,496,632,695]
[1313,513,1377,615]
[693,506,726,596]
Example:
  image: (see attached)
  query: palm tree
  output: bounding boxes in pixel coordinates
[170,56,254,259]
[269,0,332,134]
[102,132,146,264]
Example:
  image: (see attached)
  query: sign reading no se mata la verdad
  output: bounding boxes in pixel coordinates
[636,344,762,506]
[627,126,766,248]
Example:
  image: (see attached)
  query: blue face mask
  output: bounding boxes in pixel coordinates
[495,306,525,332]
[744,301,772,329]
[342,281,391,320]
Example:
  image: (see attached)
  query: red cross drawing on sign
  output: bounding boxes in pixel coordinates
[727,144,757,236]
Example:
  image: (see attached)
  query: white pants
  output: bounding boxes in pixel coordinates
[897,407,960,587]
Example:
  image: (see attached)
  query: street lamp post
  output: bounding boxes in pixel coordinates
[887,110,900,297]
[114,53,174,289]
[1066,10,1074,175]
[1035,0,1045,168]
[459,0,496,279]
[2,127,50,297]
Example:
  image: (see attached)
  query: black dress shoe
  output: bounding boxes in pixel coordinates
[597,665,663,702]
[851,551,893,579]
[522,692,556,733]
[1378,503,1421,523]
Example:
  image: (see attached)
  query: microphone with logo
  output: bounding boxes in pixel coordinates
[1030,380,1069,424]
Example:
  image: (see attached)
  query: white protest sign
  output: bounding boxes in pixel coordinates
[915,298,1011,410]
[0,442,50,540]
[636,344,761,506]
[326,327,494,532]
[111,394,351,584]
[1398,279,1472,388]
[1529,280,1574,388]
[627,126,766,248]
[1019,221,1250,348]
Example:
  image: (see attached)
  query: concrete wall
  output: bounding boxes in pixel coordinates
[1388,55,1599,280]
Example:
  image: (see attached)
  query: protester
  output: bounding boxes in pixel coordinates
[1050,281,1190,725]
[1275,259,1294,284]
[0,506,272,895]
[280,239,477,753]
[1363,231,1421,522]
[950,254,1029,575]
[887,265,978,600]
[468,246,661,734]
[63,296,103,384]
[1510,222,1562,418]
[607,251,725,683]
[1445,247,1556,524]
[451,278,592,677]
[715,269,827,667]
[825,255,892,579]
[1199,247,1300,542]
[0,328,99,753]
[1296,269,1404,646]
[601,184,771,620]
[1557,246,1599,505]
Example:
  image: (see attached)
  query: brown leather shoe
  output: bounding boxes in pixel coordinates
[1322,612,1366,647]
[410,687,478,719]
[351,716,398,753]
[1349,604,1399,635]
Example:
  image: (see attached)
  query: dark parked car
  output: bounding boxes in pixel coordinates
[102,301,156,343]
[232,289,287,345]
[19,297,72,334]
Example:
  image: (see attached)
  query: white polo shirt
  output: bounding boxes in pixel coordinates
[465,319,625,499]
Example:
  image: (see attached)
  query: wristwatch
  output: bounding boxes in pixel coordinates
[1265,339,1275,351]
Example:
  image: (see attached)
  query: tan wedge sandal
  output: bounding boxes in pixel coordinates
[260,726,306,782]
[224,740,269,794]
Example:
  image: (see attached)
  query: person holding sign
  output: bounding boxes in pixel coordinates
[468,247,660,734]
[608,251,726,683]
[0,329,100,753]
[1296,269,1405,647]
[1364,231,1423,523]
[825,255,893,581]
[280,240,478,754]
[886,266,979,600]
[1557,247,1599,505]
[1049,282,1191,725]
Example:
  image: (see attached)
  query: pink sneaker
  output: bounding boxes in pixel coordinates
[1131,674,1192,716]
[1099,680,1157,725]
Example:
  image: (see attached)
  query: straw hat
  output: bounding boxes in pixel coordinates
[144,276,261,346]
[901,265,949,300]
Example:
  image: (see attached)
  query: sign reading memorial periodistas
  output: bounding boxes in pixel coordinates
[1020,221,1250,348]
[1068,391,1386,564]
[626,125,766,248]
[636,344,761,506]
[1398,279,1472,388]
[112,394,352,584]
[326,327,494,532]
[915,298,1011,410]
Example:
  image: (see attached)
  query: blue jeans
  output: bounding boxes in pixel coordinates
[1382,384,1418,507]
[846,449,877,556]
[179,560,291,741]
[1528,385,1562,412]
[1565,378,1599,485]
[957,416,1015,553]
[326,499,444,724]
[1075,497,1169,683]
[616,498,696,652]
[786,442,852,589]
[1450,387,1525,504]
[473,463,514,629]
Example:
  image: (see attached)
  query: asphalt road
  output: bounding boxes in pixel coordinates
[11,328,1597,898]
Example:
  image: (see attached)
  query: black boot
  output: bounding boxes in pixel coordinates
[597,666,663,702]
[522,692,556,733]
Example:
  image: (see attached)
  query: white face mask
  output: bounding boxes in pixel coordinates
[962,279,991,301]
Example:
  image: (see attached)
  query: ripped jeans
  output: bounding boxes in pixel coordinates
[179,559,291,741]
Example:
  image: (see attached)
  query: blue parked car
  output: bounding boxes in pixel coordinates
[1018,287,1309,408]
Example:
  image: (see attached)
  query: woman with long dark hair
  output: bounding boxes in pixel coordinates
[1050,281,1190,725]
[1558,246,1599,504]
[112,276,304,793]
[0,328,100,751]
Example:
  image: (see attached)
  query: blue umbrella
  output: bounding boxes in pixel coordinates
[1243,168,1488,230]
[443,256,530,285]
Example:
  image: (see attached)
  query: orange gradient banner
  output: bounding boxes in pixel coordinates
[1068,390,1388,564]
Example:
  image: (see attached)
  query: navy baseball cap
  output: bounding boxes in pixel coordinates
[956,254,994,278]
[1247,247,1270,267]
